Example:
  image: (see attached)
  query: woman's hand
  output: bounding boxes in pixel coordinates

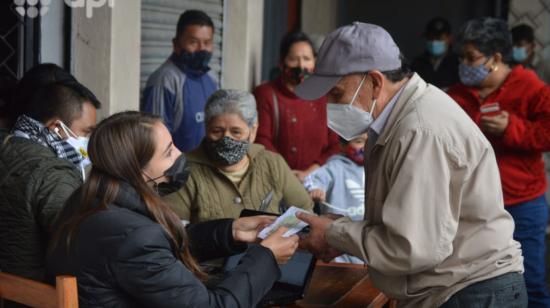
[232,215,276,243]
[261,227,299,264]
[480,111,509,136]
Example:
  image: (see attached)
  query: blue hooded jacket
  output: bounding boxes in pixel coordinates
[142,56,217,152]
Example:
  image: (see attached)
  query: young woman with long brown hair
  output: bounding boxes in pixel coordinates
[46,111,298,307]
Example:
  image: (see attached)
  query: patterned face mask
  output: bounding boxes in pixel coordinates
[458,60,491,87]
[205,136,250,166]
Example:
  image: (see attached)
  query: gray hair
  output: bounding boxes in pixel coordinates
[457,17,513,64]
[204,89,258,127]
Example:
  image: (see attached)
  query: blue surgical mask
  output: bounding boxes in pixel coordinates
[458,62,491,87]
[327,75,376,141]
[512,47,528,63]
[426,40,447,57]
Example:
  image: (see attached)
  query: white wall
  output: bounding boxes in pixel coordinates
[40,0,65,66]
[71,0,141,119]
[222,0,264,91]
[301,0,339,50]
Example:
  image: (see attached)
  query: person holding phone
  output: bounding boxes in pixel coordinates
[448,18,550,307]
[46,111,299,308]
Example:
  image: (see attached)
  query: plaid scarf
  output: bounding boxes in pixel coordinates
[12,115,83,167]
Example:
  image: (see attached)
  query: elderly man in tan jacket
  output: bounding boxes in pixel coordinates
[295,22,526,308]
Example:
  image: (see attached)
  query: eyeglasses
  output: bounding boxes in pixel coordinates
[458,54,487,65]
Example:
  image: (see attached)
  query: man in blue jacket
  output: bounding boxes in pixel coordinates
[142,10,217,152]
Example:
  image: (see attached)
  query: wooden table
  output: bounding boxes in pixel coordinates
[288,262,395,308]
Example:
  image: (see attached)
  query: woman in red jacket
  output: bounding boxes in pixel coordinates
[253,32,340,182]
[447,18,550,307]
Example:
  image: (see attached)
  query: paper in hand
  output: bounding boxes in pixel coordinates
[258,206,310,239]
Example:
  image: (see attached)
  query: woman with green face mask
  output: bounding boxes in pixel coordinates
[253,32,341,183]
[164,89,314,224]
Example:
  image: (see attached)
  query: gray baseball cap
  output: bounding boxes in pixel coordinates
[296,22,402,100]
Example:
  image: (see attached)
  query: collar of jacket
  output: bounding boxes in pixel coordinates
[187,140,266,167]
[103,182,153,219]
[375,73,429,147]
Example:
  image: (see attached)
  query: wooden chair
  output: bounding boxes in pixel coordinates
[0,272,77,308]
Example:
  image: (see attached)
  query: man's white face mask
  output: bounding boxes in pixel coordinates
[57,121,91,179]
[326,74,377,141]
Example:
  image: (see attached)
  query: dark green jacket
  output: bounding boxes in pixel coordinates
[0,135,81,281]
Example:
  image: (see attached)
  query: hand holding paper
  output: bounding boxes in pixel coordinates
[258,206,310,239]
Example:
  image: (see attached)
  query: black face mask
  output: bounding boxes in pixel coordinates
[171,50,212,74]
[146,154,190,196]
[205,136,250,166]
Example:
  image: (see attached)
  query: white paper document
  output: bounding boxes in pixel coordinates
[258,206,310,239]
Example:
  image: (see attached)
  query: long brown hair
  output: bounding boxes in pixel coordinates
[52,111,204,279]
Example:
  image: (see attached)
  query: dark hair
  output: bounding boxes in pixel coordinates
[26,81,101,126]
[457,17,513,64]
[52,111,205,279]
[176,10,214,38]
[279,31,316,63]
[511,24,534,44]
[381,54,413,83]
[424,17,452,37]
[8,64,76,127]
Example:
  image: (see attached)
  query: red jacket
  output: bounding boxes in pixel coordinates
[253,77,340,171]
[448,66,550,205]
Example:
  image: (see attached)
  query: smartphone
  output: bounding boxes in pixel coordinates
[480,102,501,116]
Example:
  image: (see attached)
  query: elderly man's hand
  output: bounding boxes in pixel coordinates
[481,111,509,136]
[296,212,343,262]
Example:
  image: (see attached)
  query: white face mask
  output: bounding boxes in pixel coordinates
[57,121,91,174]
[327,74,377,141]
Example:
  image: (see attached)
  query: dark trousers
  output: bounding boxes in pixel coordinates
[506,195,550,308]
[441,272,527,308]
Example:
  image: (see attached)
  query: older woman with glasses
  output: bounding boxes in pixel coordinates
[165,89,313,223]
[448,17,550,308]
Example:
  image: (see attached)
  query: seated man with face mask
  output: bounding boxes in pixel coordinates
[0,81,100,284]
[165,89,314,223]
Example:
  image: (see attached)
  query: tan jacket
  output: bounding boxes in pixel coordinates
[325,74,523,307]
[165,143,314,223]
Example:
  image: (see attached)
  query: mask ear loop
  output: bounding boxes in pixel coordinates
[143,171,162,194]
[349,74,368,107]
[369,99,377,114]
[57,121,79,139]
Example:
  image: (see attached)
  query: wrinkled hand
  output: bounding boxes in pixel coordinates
[481,111,509,136]
[309,189,326,203]
[232,215,276,243]
[296,212,343,262]
[261,227,299,264]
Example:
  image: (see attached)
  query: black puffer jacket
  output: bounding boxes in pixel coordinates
[46,184,281,308]
[0,135,81,281]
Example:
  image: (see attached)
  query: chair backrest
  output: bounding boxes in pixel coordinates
[0,272,78,308]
